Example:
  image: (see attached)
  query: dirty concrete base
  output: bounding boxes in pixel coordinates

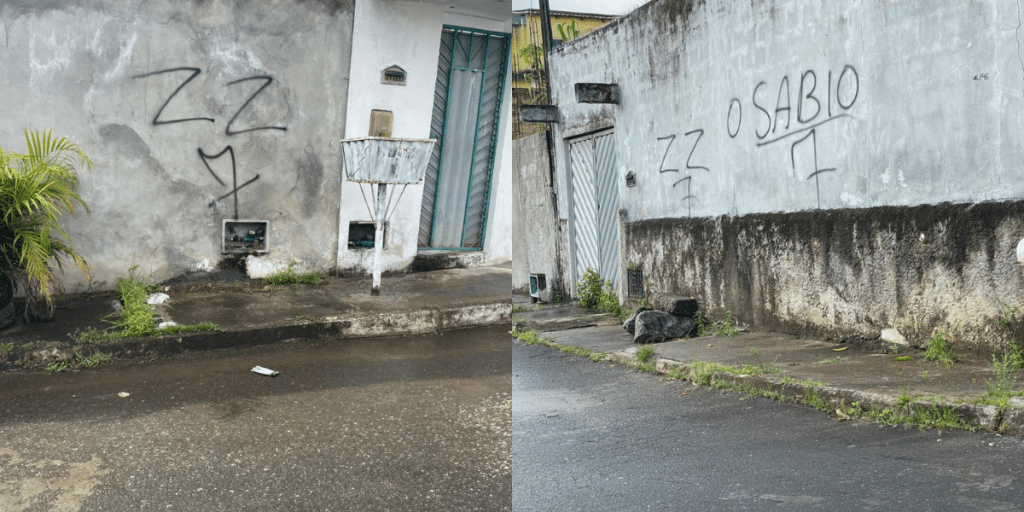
[1,267,512,372]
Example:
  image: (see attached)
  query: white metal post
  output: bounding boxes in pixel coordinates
[371,183,388,295]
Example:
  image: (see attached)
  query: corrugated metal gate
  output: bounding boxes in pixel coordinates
[419,26,510,250]
[569,130,620,290]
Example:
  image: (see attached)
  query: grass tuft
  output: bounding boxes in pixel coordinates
[265,261,326,286]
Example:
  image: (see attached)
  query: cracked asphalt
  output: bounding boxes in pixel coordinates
[0,325,511,511]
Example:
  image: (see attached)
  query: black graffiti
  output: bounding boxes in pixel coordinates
[199,146,261,220]
[734,64,859,141]
[133,67,215,125]
[656,130,709,217]
[727,98,742,138]
[836,65,859,109]
[727,64,859,209]
[683,129,709,175]
[225,76,288,135]
[797,70,819,124]
[790,130,834,210]
[656,135,678,174]
[136,67,287,220]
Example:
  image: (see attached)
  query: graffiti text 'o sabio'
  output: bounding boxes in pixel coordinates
[730,64,859,141]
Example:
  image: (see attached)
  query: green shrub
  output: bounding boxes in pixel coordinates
[576,268,603,309]
[0,130,93,319]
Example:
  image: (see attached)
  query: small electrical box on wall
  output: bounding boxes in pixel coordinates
[348,221,386,250]
[369,110,394,138]
[222,220,269,254]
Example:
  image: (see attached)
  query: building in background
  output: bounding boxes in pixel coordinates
[511,9,615,139]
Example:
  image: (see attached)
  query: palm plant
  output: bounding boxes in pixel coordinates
[0,130,92,320]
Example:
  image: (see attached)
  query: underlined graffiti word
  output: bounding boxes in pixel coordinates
[727,64,859,208]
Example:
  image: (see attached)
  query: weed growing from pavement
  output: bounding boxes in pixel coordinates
[46,361,69,373]
[804,386,829,411]
[628,345,657,374]
[892,356,914,362]
[897,385,912,407]
[77,352,111,368]
[997,305,1024,369]
[635,345,654,364]
[820,356,843,364]
[694,311,708,337]
[70,266,219,345]
[265,261,326,286]
[924,330,955,368]
[974,354,1024,413]
[0,342,12,355]
[714,311,740,336]
[693,310,740,337]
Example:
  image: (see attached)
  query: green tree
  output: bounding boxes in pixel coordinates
[0,130,92,319]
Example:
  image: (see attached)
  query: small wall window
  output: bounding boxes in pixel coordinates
[348,221,387,250]
[381,65,407,86]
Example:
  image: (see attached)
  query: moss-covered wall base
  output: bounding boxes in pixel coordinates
[625,201,1024,353]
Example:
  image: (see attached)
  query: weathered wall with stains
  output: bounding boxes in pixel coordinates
[0,0,354,289]
[546,0,1024,350]
[512,131,563,300]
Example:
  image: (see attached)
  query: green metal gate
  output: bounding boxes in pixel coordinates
[418,26,510,250]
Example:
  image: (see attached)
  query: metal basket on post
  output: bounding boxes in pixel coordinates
[340,136,435,294]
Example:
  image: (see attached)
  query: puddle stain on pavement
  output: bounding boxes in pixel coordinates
[0,448,109,512]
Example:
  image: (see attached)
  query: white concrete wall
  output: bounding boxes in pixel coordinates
[548,0,1024,221]
[337,0,445,273]
[337,1,513,272]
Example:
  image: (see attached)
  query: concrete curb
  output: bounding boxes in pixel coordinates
[598,351,1024,435]
[2,303,511,371]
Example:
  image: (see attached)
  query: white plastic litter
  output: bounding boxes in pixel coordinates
[158,321,177,329]
[118,392,130,398]
[252,366,280,377]
[146,293,170,305]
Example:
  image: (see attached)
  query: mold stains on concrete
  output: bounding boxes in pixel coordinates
[294,0,355,16]
[625,201,1024,351]
[295,147,325,216]
[99,123,168,176]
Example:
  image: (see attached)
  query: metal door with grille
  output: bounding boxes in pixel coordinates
[419,26,510,250]
[569,131,620,290]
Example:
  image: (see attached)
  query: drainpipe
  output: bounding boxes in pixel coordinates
[537,0,564,299]
[538,0,554,102]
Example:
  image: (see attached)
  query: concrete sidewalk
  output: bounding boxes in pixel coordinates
[512,295,1024,436]
[0,266,512,371]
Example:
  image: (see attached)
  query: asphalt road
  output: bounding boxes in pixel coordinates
[513,340,1024,511]
[0,326,511,511]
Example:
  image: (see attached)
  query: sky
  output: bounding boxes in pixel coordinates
[511,0,644,16]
